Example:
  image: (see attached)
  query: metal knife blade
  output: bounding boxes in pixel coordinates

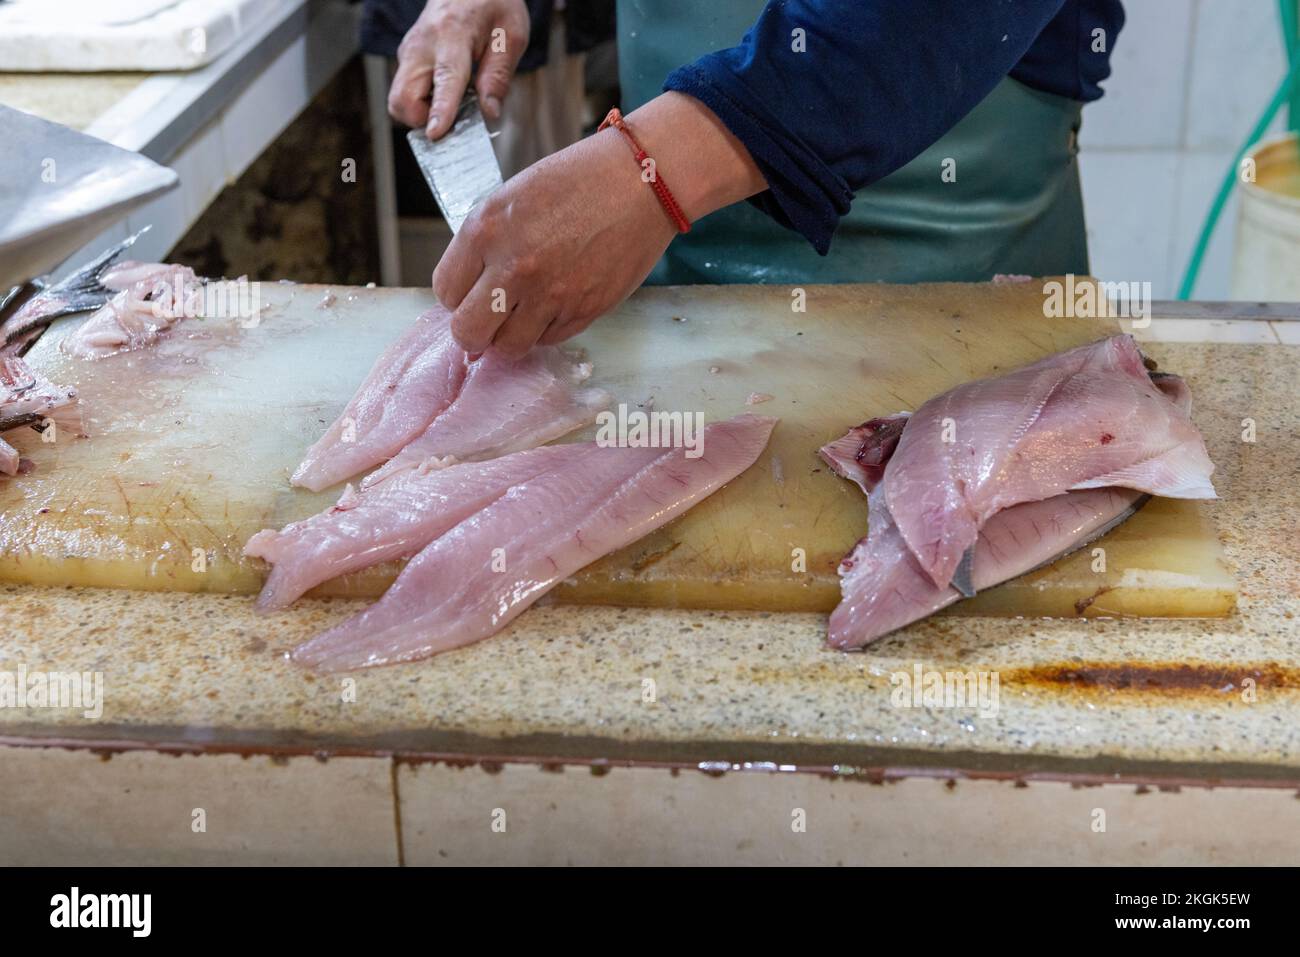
[406,92,503,234]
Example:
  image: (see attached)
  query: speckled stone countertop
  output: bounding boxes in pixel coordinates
[0,73,147,131]
[0,342,1296,780]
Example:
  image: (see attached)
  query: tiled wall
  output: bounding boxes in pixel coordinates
[5,746,1300,865]
[1080,0,1293,298]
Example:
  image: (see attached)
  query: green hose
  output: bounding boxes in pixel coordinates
[1176,7,1300,299]
[1282,0,1300,128]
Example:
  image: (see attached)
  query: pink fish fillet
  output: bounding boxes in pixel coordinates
[292,414,778,671]
[822,373,1200,648]
[882,335,1216,589]
[1,355,81,475]
[817,413,910,494]
[291,307,468,492]
[100,260,181,291]
[828,481,1148,649]
[0,351,82,444]
[246,443,599,610]
[0,437,18,476]
[0,356,78,422]
[361,345,610,489]
[62,262,199,359]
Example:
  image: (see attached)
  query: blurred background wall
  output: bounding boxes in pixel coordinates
[1081,0,1293,298]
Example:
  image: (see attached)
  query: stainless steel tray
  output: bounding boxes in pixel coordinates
[0,103,178,290]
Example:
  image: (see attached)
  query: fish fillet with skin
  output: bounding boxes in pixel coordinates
[0,355,78,424]
[822,373,1199,649]
[362,345,610,489]
[828,478,1147,649]
[291,307,468,492]
[882,335,1216,589]
[2,256,174,354]
[292,414,778,671]
[0,355,80,474]
[246,443,601,610]
[0,437,17,476]
[62,262,199,359]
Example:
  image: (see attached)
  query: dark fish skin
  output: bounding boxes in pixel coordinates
[1,281,43,319]
[0,281,47,357]
[0,411,43,433]
[0,227,150,354]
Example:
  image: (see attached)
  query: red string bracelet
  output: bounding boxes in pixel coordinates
[599,108,691,234]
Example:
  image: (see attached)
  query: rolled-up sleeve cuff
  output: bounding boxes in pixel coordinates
[664,62,853,255]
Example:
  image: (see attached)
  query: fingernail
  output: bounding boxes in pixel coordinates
[483,95,501,119]
[425,115,440,137]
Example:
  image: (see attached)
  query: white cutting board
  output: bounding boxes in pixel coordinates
[0,281,1235,620]
[0,0,286,71]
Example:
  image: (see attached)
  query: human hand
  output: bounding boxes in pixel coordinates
[388,0,530,139]
[433,132,675,356]
[433,92,768,356]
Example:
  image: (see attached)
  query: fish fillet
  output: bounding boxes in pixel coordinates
[823,370,1203,648]
[828,482,1147,648]
[246,443,597,609]
[0,355,81,472]
[0,436,17,476]
[292,414,778,671]
[101,260,182,291]
[362,345,609,489]
[291,307,468,492]
[818,412,910,495]
[292,307,607,492]
[62,262,199,359]
[0,355,78,423]
[2,241,158,354]
[883,335,1216,589]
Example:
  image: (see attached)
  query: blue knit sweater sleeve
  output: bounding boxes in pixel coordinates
[663,0,1122,253]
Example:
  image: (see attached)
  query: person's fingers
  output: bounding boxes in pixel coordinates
[537,312,593,346]
[426,36,473,139]
[387,55,434,129]
[490,297,555,358]
[432,230,483,310]
[536,320,575,346]
[473,9,529,120]
[450,268,513,354]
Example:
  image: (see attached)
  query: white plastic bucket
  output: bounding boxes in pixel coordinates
[1232,132,1300,300]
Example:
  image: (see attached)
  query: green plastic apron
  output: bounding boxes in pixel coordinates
[617,0,1090,284]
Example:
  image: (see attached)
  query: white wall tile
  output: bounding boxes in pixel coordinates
[120,122,227,262]
[171,117,229,226]
[397,762,1300,866]
[1081,0,1295,300]
[1080,149,1180,296]
[1138,317,1279,343]
[1080,0,1194,150]
[124,190,187,262]
[0,747,398,865]
[1185,0,1291,151]
[219,32,311,181]
[1167,149,1243,299]
[1271,321,1300,343]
